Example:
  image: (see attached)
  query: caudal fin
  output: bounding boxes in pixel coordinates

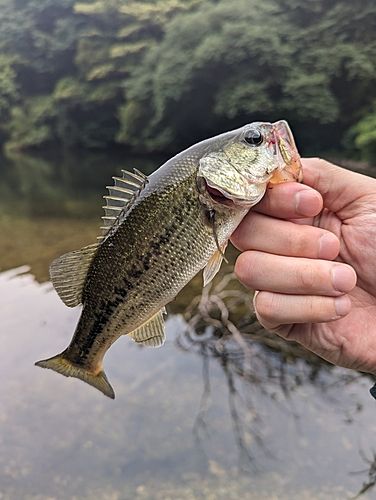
[35,352,115,399]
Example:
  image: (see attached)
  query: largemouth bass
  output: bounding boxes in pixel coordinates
[36,120,302,399]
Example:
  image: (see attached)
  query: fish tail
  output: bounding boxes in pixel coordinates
[35,351,115,399]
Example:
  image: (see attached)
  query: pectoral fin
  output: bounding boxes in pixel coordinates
[129,308,166,348]
[203,243,228,287]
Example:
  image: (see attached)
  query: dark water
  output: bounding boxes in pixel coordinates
[1,151,376,499]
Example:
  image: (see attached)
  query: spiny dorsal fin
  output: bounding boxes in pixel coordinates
[203,242,228,287]
[129,308,166,348]
[50,243,98,307]
[98,168,148,242]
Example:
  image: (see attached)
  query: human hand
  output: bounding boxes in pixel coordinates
[231,158,376,375]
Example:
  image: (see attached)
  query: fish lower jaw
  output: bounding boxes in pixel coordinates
[198,178,248,209]
[201,179,264,209]
[205,184,237,207]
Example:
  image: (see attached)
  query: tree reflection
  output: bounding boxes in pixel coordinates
[351,450,376,499]
[177,273,364,473]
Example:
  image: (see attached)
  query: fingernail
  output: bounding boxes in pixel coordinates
[332,265,356,292]
[334,295,351,317]
[295,190,320,216]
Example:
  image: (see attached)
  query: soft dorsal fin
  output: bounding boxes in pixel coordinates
[129,308,166,348]
[98,168,148,242]
[50,243,98,307]
[203,242,228,287]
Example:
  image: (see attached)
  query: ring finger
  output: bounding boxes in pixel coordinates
[235,251,357,296]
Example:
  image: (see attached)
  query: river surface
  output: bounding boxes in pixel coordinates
[1,151,376,499]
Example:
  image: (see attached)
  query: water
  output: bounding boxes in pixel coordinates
[0,150,163,281]
[1,151,376,499]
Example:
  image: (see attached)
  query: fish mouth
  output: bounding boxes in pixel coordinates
[268,120,303,184]
[202,178,251,207]
[197,120,302,208]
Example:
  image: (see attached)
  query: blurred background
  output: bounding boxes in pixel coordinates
[0,0,375,158]
[1,1,376,499]
[1,0,376,279]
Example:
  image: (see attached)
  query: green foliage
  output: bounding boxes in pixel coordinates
[0,0,375,158]
[6,96,56,151]
[0,55,19,116]
[119,0,376,153]
[68,0,200,148]
[352,105,376,163]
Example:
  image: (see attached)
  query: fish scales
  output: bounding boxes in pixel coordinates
[69,154,242,367]
[36,121,302,398]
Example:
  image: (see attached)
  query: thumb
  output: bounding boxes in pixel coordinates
[301,158,374,213]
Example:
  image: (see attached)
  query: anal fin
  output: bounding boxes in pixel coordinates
[129,309,166,348]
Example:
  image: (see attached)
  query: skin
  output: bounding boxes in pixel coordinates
[231,157,376,376]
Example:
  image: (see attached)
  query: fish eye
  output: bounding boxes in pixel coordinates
[244,129,263,146]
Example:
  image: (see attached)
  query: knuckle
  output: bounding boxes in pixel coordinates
[303,295,336,323]
[296,261,329,292]
[289,228,311,257]
[314,156,332,169]
[297,263,317,290]
[305,295,317,317]
[284,231,297,255]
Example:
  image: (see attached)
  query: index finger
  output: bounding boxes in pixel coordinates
[255,179,323,220]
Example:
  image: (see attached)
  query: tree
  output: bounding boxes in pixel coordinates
[0,0,84,149]
[352,105,376,164]
[118,0,376,155]
[0,0,375,157]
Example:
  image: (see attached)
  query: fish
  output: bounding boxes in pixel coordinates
[35,120,302,399]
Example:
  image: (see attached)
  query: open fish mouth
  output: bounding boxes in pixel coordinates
[204,180,236,206]
[203,178,253,207]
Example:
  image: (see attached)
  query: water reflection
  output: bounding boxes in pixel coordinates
[1,150,161,216]
[0,150,163,281]
[179,275,373,478]
[351,451,376,499]
[1,267,376,499]
[2,151,376,499]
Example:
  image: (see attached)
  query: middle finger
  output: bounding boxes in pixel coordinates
[231,212,340,260]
